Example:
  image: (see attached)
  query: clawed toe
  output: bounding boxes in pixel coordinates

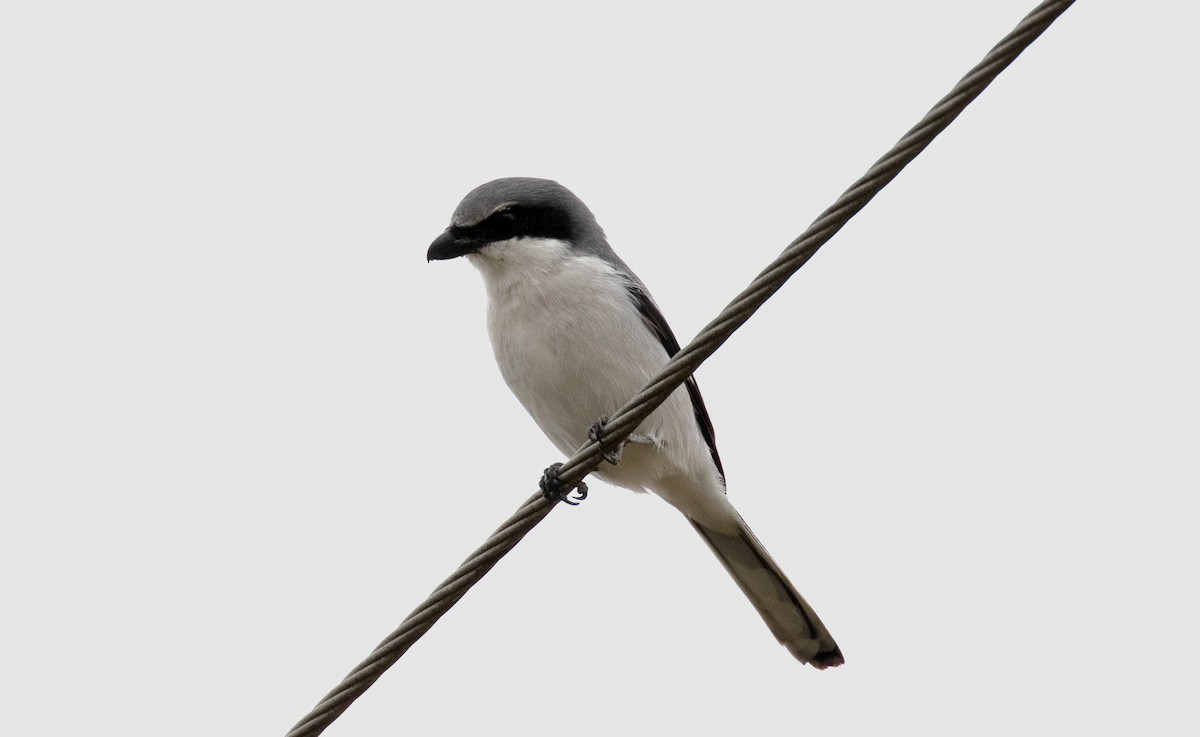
[540,462,588,506]
[588,416,624,465]
[587,417,609,444]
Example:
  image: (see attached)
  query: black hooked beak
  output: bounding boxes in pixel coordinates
[427,228,483,262]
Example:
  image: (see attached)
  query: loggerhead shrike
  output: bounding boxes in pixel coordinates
[427,177,843,668]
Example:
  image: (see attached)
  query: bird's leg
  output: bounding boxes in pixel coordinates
[588,416,656,465]
[540,462,588,506]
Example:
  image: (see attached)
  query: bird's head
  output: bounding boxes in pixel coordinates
[426,177,605,263]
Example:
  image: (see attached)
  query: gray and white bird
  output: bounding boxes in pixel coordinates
[427,177,843,668]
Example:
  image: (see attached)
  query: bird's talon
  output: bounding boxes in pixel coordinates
[587,417,609,443]
[540,463,588,506]
[563,481,588,506]
[589,416,625,465]
[540,462,564,500]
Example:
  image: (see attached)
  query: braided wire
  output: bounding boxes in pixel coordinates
[286,2,1075,734]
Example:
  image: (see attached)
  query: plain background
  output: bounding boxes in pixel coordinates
[2,2,1197,735]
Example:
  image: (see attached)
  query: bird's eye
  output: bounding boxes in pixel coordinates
[478,208,519,241]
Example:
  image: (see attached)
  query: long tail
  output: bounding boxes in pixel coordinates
[689,515,843,668]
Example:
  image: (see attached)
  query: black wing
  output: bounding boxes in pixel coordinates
[625,284,726,487]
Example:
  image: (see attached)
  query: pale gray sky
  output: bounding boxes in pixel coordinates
[2,2,1196,735]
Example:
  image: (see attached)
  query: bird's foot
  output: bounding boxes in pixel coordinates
[588,416,624,465]
[540,462,588,506]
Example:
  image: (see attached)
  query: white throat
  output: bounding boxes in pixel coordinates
[466,237,574,300]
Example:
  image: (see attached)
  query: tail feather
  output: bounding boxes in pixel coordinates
[690,517,844,669]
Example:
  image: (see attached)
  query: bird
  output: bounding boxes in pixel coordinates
[426,177,843,668]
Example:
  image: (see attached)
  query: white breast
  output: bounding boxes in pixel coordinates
[467,238,716,494]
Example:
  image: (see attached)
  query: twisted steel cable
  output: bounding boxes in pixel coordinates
[286,2,1075,734]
